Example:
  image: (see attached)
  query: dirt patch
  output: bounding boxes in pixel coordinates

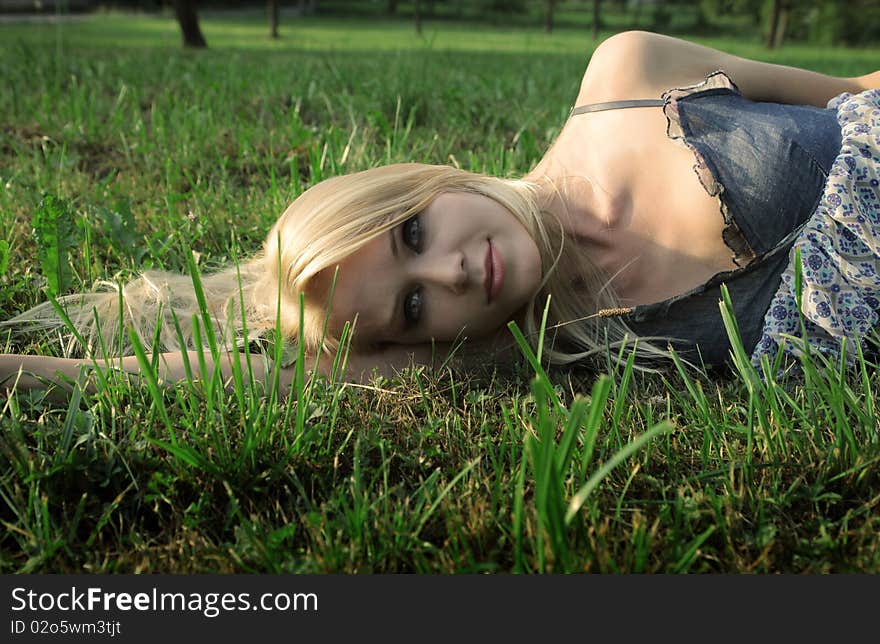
[72,140,127,183]
[1,126,127,182]
[0,123,51,155]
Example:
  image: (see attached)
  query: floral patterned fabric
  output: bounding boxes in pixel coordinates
[750,89,880,369]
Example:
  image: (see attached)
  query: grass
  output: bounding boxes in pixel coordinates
[2,11,880,573]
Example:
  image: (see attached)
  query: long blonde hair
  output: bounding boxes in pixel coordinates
[7,163,676,369]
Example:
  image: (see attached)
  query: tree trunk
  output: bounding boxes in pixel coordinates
[414,0,422,34]
[766,0,783,48]
[544,0,555,33]
[173,0,207,48]
[268,0,279,39]
[592,0,601,40]
[773,2,789,49]
[387,0,398,15]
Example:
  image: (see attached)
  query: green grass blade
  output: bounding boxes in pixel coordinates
[566,420,674,525]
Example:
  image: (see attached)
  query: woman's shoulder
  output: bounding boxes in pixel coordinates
[577,32,738,105]
[577,32,692,106]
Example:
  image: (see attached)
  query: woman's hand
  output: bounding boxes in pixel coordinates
[856,70,880,91]
[0,354,102,403]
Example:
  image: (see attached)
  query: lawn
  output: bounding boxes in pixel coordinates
[1,11,879,573]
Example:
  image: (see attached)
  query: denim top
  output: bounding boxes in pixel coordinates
[573,72,842,369]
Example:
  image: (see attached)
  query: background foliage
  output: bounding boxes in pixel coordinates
[5,1,880,46]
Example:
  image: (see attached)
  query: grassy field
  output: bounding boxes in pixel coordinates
[2,12,880,573]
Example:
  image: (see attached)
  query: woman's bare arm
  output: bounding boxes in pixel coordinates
[0,352,258,401]
[0,339,456,401]
[581,31,880,109]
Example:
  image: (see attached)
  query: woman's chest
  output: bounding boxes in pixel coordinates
[548,108,743,305]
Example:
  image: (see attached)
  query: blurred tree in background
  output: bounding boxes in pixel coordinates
[674,0,880,47]
[5,0,878,48]
[268,0,280,37]
[172,0,206,47]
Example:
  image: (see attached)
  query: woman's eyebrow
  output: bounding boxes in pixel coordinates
[389,227,399,259]
[388,229,403,333]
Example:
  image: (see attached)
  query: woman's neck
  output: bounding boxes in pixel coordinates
[525,163,629,252]
[523,161,646,304]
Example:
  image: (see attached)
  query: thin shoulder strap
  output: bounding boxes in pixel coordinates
[570,98,665,117]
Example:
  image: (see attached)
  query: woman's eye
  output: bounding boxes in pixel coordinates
[402,215,423,252]
[404,288,423,326]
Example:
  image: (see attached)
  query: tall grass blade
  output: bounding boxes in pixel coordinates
[126,328,174,437]
[566,420,673,525]
[506,320,561,411]
[579,375,612,481]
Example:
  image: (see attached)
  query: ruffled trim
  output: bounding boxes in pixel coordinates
[662,70,758,268]
[750,88,880,368]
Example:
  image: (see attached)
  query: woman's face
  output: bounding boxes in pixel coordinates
[317,191,542,346]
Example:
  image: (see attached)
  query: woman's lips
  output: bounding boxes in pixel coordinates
[484,239,505,303]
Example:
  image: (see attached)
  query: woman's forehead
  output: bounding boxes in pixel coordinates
[312,234,396,341]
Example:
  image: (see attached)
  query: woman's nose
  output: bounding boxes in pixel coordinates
[420,251,468,294]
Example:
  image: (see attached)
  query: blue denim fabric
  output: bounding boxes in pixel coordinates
[623,84,842,369]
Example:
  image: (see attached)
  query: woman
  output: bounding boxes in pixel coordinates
[3,31,880,397]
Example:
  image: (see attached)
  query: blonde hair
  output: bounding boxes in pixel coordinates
[7,163,677,370]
